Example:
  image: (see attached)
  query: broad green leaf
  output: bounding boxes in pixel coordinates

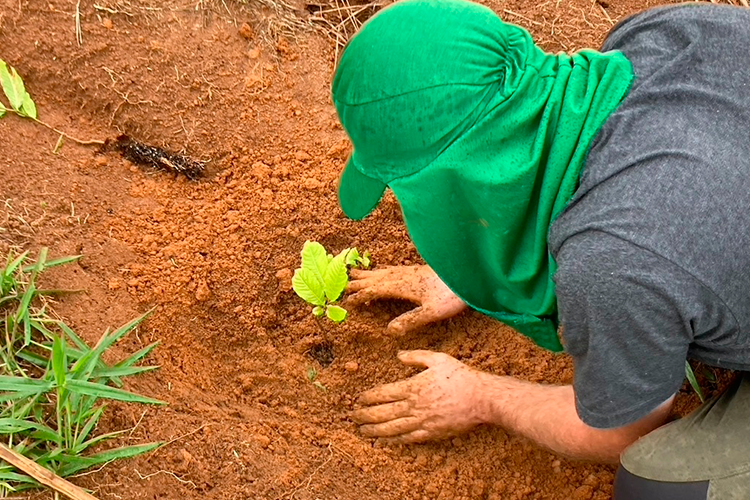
[323,252,348,302]
[0,60,25,111]
[58,442,162,477]
[326,305,347,323]
[312,306,325,317]
[20,92,36,119]
[292,268,325,306]
[65,379,165,405]
[685,361,704,403]
[300,241,329,287]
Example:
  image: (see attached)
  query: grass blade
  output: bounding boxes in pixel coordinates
[21,255,82,273]
[91,365,158,379]
[65,380,165,405]
[0,418,60,443]
[72,406,104,451]
[0,376,54,393]
[72,428,128,455]
[685,361,705,403]
[59,442,163,477]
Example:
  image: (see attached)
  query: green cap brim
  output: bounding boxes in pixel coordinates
[338,156,387,220]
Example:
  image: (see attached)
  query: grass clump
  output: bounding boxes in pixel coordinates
[0,248,164,494]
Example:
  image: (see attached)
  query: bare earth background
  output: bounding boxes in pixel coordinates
[0,0,729,498]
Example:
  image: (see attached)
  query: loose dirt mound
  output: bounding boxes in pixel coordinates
[0,0,722,498]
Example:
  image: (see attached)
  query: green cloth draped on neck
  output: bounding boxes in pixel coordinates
[332,0,634,351]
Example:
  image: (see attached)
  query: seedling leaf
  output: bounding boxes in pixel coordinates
[292,268,326,307]
[323,253,347,302]
[0,104,5,118]
[300,241,329,285]
[326,305,347,323]
[0,61,26,111]
[312,306,325,317]
[20,92,36,119]
[306,367,317,383]
[344,248,359,267]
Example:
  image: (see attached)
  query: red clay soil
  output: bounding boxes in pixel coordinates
[0,0,727,499]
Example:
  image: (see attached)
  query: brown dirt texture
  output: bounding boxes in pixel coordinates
[0,0,729,499]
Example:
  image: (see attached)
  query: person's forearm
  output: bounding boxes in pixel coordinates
[471,374,669,463]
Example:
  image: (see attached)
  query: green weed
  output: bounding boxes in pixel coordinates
[0,248,164,493]
[292,241,369,323]
[306,367,326,392]
[685,361,705,403]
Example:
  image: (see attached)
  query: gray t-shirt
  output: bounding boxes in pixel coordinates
[548,3,750,429]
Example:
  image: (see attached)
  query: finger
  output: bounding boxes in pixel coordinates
[346,286,421,305]
[348,268,374,280]
[360,417,422,438]
[350,400,412,424]
[397,350,452,368]
[346,289,382,306]
[381,429,433,445]
[386,306,436,335]
[358,380,412,405]
[348,266,400,281]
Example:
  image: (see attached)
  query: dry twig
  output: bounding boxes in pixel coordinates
[0,443,99,500]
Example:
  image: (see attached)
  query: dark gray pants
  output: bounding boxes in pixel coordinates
[614,373,750,500]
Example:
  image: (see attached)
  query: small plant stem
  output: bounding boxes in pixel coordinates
[32,118,104,146]
[2,108,104,146]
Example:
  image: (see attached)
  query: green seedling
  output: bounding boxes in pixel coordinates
[0,248,164,493]
[306,367,327,392]
[0,59,103,147]
[292,241,370,323]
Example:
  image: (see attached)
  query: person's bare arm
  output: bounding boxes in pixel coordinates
[352,350,674,463]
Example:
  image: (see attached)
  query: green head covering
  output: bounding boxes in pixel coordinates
[333,0,633,351]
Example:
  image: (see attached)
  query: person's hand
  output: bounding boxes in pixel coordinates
[351,350,486,444]
[346,265,467,334]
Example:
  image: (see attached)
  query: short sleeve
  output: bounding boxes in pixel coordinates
[554,232,698,429]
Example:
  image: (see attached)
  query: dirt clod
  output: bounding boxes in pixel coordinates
[239,22,254,40]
